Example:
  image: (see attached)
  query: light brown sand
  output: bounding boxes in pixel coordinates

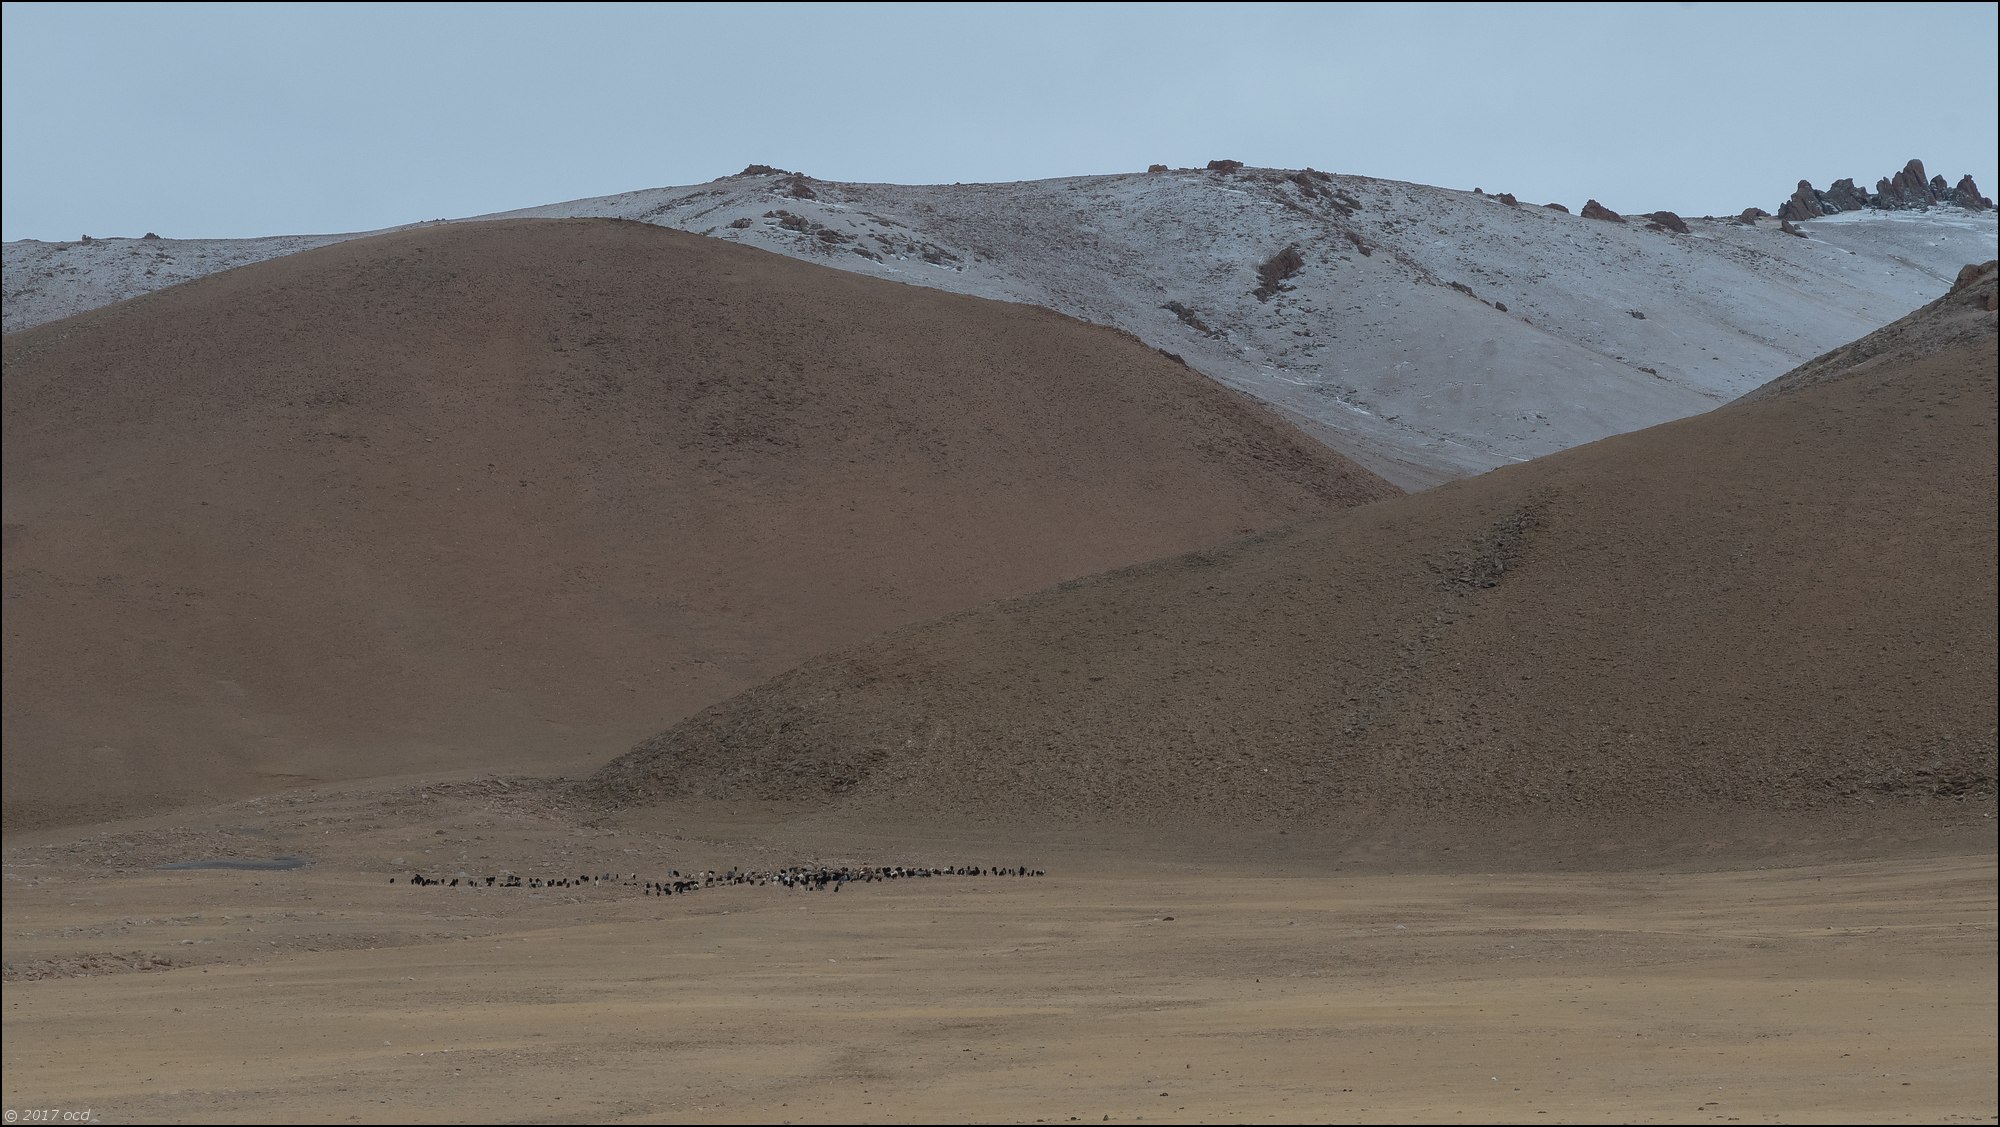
[4,783,1993,1124]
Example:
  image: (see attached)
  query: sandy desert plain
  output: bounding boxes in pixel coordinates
[4,206,1997,1123]
[3,784,1994,1124]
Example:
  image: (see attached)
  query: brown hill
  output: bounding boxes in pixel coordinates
[589,266,1999,844]
[1737,259,1999,403]
[1,219,1393,831]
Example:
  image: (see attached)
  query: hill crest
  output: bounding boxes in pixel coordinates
[586,261,1999,841]
[1,218,1391,830]
[10,166,1993,487]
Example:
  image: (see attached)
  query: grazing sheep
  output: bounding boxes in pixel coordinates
[398,859,1043,897]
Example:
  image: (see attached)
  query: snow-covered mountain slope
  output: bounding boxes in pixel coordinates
[8,168,1993,486]
[4,231,361,333]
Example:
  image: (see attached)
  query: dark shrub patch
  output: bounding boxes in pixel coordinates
[1253,244,1305,301]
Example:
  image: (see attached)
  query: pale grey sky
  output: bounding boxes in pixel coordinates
[4,1,1996,241]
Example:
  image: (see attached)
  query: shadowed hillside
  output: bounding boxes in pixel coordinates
[1,218,1393,830]
[590,264,1999,843]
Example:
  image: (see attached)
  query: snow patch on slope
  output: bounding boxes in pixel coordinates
[7,170,1993,487]
[3,231,397,332]
[490,168,1995,485]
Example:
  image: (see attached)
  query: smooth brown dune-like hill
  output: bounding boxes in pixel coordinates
[589,267,1999,841]
[1,218,1393,831]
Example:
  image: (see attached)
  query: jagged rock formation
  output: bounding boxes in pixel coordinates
[1580,199,1625,223]
[1823,179,1872,212]
[1646,211,1690,234]
[1778,180,1820,222]
[1876,159,1940,209]
[1778,159,1993,219]
[1956,175,1994,211]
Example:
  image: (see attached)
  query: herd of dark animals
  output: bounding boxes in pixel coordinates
[395,863,1045,895]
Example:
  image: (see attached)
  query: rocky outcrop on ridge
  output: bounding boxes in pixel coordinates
[1778,159,1994,219]
[1822,178,1873,212]
[1778,180,1820,222]
[1875,160,1940,210]
[1956,175,1994,211]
